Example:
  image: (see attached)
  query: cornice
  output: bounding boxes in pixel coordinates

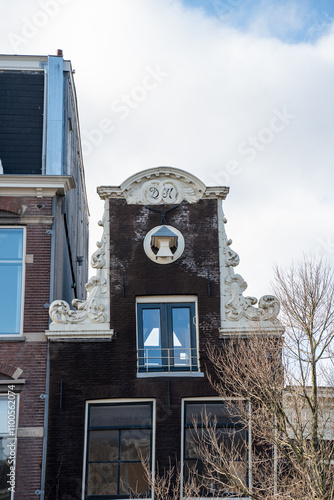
[0,175,75,197]
[97,166,229,203]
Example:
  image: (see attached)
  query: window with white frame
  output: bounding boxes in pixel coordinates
[85,401,154,499]
[136,297,199,373]
[0,395,17,500]
[182,400,250,498]
[0,228,25,335]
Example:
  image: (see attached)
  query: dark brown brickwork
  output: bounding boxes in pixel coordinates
[46,198,227,498]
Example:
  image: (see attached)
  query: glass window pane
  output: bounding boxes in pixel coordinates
[0,229,23,260]
[87,463,118,495]
[119,462,149,496]
[172,307,191,366]
[90,404,152,428]
[89,430,118,461]
[185,428,199,459]
[143,308,161,367]
[0,438,12,500]
[186,402,241,425]
[0,400,9,435]
[120,429,150,461]
[0,264,22,334]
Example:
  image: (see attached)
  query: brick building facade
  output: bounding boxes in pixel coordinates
[0,54,89,500]
[46,167,282,499]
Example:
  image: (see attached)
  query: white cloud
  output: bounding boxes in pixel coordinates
[1,0,333,300]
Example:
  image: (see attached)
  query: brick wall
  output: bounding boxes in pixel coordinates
[46,198,227,498]
[0,195,52,498]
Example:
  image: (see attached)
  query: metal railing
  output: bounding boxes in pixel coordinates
[137,347,199,372]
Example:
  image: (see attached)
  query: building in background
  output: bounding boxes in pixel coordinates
[0,53,89,500]
[46,166,282,499]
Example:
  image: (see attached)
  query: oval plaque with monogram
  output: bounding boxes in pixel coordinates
[144,181,179,204]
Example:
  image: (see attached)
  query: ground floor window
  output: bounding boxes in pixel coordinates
[182,400,249,498]
[85,401,154,499]
[0,394,16,500]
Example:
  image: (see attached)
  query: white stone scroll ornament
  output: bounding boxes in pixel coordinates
[49,211,109,328]
[126,179,199,205]
[221,216,280,323]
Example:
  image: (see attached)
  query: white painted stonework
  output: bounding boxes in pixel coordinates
[217,200,282,336]
[46,200,114,340]
[97,167,229,204]
[143,224,185,264]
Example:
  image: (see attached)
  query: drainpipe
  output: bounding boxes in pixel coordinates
[38,196,56,499]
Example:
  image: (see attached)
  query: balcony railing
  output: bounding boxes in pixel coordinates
[137,347,199,372]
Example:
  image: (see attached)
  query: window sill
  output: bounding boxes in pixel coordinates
[137,372,205,378]
[0,336,26,342]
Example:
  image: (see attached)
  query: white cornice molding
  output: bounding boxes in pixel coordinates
[0,55,72,72]
[97,166,229,203]
[0,54,48,71]
[0,175,75,197]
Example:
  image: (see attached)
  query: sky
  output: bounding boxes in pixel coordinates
[1,0,334,300]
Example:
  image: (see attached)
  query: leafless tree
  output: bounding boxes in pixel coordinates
[134,258,334,499]
[198,257,334,499]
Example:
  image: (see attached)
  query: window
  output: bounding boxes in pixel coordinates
[137,297,198,373]
[85,401,154,499]
[182,400,249,498]
[0,395,17,500]
[0,228,25,335]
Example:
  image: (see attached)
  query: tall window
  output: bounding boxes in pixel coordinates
[182,400,249,498]
[0,228,24,335]
[85,401,154,499]
[137,298,198,373]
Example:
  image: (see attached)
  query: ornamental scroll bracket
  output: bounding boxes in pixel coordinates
[46,202,114,339]
[220,212,281,335]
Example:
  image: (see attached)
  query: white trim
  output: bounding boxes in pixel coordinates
[0,54,48,71]
[0,55,72,72]
[217,200,225,330]
[0,227,26,337]
[137,372,204,378]
[180,397,251,500]
[143,225,185,265]
[82,398,156,500]
[135,296,201,374]
[97,167,229,202]
[0,175,75,197]
[137,295,197,304]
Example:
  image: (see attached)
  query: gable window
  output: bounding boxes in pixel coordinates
[137,297,198,373]
[85,401,154,499]
[182,399,250,498]
[0,228,25,335]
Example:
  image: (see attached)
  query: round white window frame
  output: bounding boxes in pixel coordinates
[143,225,185,265]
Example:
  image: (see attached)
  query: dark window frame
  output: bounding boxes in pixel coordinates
[137,301,198,373]
[85,401,154,500]
[183,400,249,498]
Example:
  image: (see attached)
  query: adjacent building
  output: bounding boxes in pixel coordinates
[0,53,89,499]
